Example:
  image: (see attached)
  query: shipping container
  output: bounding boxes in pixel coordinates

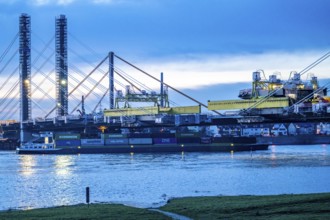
[128,138,153,145]
[55,139,81,147]
[176,137,200,144]
[81,139,104,146]
[176,132,201,138]
[153,138,177,144]
[151,133,176,138]
[128,133,152,138]
[105,138,129,145]
[102,133,127,139]
[201,137,212,144]
[55,133,81,140]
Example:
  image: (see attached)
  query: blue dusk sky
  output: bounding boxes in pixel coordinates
[1,0,330,117]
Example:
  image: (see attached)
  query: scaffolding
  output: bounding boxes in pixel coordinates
[19,13,31,121]
[55,14,68,116]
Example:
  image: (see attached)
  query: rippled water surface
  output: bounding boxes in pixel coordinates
[0,145,330,210]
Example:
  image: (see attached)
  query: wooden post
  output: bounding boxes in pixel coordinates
[86,187,90,206]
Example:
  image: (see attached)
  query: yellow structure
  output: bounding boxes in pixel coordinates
[104,106,159,117]
[208,97,290,110]
[104,105,201,117]
[160,105,201,114]
[0,120,17,125]
[98,125,108,133]
[323,96,330,102]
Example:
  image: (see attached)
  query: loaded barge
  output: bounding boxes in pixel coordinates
[16,130,268,154]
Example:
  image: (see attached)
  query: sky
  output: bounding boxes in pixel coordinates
[1,0,330,118]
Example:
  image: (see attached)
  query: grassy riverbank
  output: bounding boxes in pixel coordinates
[0,204,170,220]
[161,193,330,219]
[1,193,330,219]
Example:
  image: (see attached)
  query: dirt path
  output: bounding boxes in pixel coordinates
[149,209,193,220]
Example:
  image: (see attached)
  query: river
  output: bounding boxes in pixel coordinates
[0,144,329,211]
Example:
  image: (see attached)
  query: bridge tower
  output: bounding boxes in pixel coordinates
[160,72,164,107]
[19,13,32,121]
[55,15,68,116]
[109,51,114,109]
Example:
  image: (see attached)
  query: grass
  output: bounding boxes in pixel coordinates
[161,193,330,219]
[0,203,170,220]
[1,193,330,219]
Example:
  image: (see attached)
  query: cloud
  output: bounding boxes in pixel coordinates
[68,50,330,95]
[57,0,75,5]
[92,0,114,3]
[0,0,17,4]
[91,0,144,4]
[23,0,137,6]
[122,50,330,90]
[28,0,75,6]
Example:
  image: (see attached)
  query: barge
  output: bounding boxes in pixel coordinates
[16,132,268,155]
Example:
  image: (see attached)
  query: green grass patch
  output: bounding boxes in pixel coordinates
[2,193,330,219]
[161,193,330,219]
[0,203,170,220]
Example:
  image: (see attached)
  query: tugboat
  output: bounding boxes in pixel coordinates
[17,132,58,154]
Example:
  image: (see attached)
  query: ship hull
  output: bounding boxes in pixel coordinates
[257,135,330,145]
[16,143,268,155]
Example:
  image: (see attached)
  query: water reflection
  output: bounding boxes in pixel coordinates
[19,155,36,176]
[320,144,328,165]
[51,155,80,207]
[54,155,75,176]
[270,145,277,167]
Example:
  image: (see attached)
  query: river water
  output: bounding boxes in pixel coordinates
[0,145,329,211]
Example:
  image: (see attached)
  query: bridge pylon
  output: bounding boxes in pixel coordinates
[19,13,31,122]
[55,14,68,116]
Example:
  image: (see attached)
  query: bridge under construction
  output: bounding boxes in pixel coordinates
[1,13,330,150]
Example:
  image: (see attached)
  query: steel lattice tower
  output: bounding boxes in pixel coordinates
[109,52,115,109]
[19,13,31,121]
[55,15,68,116]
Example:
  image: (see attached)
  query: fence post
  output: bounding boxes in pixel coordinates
[86,187,90,207]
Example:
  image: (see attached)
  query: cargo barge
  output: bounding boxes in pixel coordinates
[0,138,17,150]
[16,131,268,154]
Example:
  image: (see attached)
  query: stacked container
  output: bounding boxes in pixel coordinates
[103,133,129,146]
[81,138,104,147]
[176,132,201,144]
[55,133,81,147]
[153,138,177,144]
[127,133,152,145]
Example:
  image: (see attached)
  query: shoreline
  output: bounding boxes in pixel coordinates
[1,192,330,219]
